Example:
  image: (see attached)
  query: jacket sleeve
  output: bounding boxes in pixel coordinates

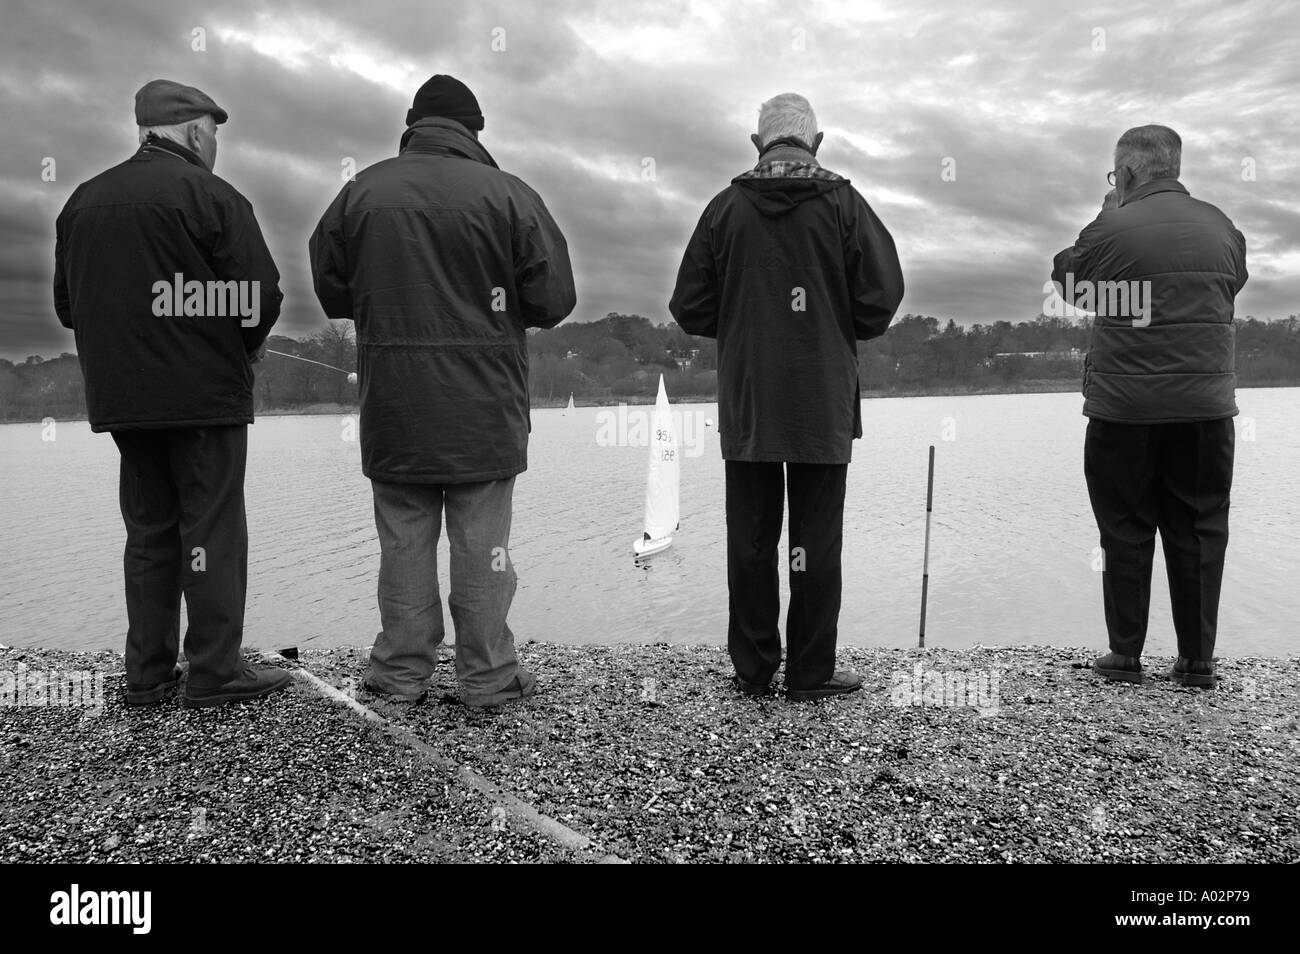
[668,207,719,339]
[211,188,283,354]
[1050,244,1076,292]
[1051,215,1107,300]
[53,202,72,329]
[1232,226,1249,294]
[514,190,576,330]
[844,194,904,341]
[1053,217,1106,394]
[309,185,354,322]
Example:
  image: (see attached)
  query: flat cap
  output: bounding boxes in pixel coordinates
[135,79,228,126]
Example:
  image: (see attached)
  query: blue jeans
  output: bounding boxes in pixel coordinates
[366,477,531,704]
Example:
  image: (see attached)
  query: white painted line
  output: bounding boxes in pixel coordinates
[261,652,625,863]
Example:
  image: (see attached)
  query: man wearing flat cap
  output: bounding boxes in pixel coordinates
[310,74,576,707]
[54,78,289,708]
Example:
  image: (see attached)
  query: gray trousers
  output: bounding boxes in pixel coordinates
[367,477,527,702]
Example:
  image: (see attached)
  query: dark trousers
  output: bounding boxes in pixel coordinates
[725,461,848,689]
[111,426,248,689]
[1084,418,1234,661]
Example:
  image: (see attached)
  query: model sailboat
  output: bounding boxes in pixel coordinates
[633,375,680,558]
[564,393,575,415]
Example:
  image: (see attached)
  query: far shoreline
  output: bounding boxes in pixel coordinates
[3,381,1295,425]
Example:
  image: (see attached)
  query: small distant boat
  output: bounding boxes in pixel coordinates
[563,393,575,415]
[633,375,680,558]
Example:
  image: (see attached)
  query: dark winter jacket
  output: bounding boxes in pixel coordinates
[1052,178,1247,423]
[309,118,576,483]
[668,146,904,463]
[53,137,282,431]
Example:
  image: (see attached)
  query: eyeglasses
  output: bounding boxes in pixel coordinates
[1107,167,1127,187]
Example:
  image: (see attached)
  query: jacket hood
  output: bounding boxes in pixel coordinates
[399,116,499,168]
[731,159,849,217]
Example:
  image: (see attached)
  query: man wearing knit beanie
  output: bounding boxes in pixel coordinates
[311,75,576,708]
[405,74,484,131]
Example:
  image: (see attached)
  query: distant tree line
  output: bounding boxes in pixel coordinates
[4,313,1298,422]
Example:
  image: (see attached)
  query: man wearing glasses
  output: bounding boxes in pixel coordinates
[1052,125,1248,690]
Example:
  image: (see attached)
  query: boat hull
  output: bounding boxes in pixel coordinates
[632,535,673,558]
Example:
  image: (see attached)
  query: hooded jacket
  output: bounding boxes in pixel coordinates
[53,137,282,431]
[669,145,904,463]
[309,117,576,483]
[1052,178,1247,423]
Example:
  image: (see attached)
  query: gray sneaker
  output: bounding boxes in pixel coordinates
[361,680,429,704]
[461,670,537,708]
[182,665,292,708]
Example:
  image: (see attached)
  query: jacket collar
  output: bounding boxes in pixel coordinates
[1120,177,1188,207]
[399,117,499,168]
[757,138,820,167]
[136,135,207,169]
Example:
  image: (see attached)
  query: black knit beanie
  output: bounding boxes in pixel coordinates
[406,75,484,130]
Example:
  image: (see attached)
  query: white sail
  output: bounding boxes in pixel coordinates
[564,393,575,414]
[635,375,679,555]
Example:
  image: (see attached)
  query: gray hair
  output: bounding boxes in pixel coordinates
[138,113,215,146]
[756,93,818,149]
[1115,124,1181,185]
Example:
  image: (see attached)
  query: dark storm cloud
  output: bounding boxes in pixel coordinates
[2,0,1296,359]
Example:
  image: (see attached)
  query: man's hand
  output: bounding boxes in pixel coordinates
[247,344,267,364]
[1101,189,1119,212]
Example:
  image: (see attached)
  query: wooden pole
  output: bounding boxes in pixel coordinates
[919,445,935,649]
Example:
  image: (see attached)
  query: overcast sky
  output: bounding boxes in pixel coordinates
[2,0,1296,360]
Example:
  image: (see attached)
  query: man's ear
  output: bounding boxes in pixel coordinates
[811,131,824,155]
[750,133,764,154]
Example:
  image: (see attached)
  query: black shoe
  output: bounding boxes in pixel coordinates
[732,674,777,697]
[1170,657,1217,689]
[182,666,292,708]
[1093,652,1143,683]
[786,670,863,702]
[126,665,183,706]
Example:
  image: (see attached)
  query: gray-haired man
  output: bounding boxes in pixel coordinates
[1052,125,1248,688]
[670,93,904,700]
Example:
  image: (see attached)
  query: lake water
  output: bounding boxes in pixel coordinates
[2,390,1296,658]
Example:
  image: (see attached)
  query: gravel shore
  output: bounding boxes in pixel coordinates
[3,642,1296,864]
